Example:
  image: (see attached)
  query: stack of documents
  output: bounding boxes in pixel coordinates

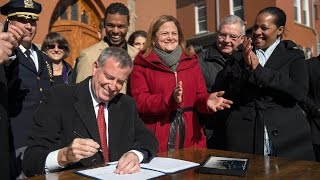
[75,157,199,179]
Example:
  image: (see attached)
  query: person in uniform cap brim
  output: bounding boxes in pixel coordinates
[0,0,53,178]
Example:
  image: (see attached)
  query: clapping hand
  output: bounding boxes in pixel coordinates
[243,37,259,70]
[207,91,233,112]
[0,24,27,64]
[173,81,183,104]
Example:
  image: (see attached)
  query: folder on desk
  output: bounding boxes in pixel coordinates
[75,157,199,179]
[198,155,249,176]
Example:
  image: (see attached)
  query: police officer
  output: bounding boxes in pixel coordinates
[1,0,52,175]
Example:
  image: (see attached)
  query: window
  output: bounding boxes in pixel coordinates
[230,0,244,20]
[294,0,302,23]
[81,10,88,24]
[71,2,78,21]
[302,0,310,26]
[195,0,207,33]
[294,0,310,26]
[52,0,94,23]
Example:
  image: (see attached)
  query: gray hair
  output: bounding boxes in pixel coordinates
[97,47,133,69]
[218,15,245,35]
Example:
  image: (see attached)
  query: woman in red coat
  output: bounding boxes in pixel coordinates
[130,15,233,152]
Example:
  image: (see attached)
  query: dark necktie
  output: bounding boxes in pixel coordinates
[97,103,109,162]
[25,49,36,70]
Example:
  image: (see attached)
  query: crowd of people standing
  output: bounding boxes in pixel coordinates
[0,0,320,179]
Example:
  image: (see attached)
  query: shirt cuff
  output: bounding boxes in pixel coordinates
[129,150,144,163]
[45,149,65,173]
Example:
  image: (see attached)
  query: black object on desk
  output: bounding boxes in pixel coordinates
[198,155,249,176]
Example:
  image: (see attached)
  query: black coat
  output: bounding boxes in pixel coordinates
[222,40,315,161]
[306,57,320,144]
[0,65,10,179]
[198,45,237,149]
[5,45,52,149]
[51,60,75,86]
[22,78,158,177]
[199,45,228,93]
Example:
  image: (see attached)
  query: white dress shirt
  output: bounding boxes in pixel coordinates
[19,44,39,72]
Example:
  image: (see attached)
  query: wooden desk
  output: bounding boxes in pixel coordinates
[27,148,320,179]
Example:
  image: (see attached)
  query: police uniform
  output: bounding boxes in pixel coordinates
[1,0,53,153]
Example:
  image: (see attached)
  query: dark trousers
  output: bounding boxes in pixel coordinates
[313,144,320,162]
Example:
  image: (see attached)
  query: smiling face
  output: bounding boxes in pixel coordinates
[154,21,179,53]
[10,17,37,46]
[45,43,66,62]
[91,58,131,102]
[252,13,284,50]
[216,22,244,56]
[104,13,129,46]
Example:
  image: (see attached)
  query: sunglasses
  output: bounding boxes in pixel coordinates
[47,44,66,50]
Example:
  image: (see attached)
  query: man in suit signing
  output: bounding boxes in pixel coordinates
[22,47,158,177]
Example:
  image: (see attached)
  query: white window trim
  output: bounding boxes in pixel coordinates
[195,1,207,34]
[229,0,244,18]
[294,0,302,23]
[229,0,234,15]
[302,0,310,26]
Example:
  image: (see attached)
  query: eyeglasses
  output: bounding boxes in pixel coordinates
[217,32,242,41]
[47,44,66,50]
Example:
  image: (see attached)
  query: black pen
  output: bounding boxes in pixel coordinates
[73,131,103,152]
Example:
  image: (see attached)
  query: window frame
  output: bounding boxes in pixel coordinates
[195,0,207,34]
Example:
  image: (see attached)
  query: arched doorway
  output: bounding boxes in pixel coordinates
[50,0,104,67]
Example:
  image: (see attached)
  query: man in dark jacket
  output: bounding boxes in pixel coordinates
[0,23,27,179]
[198,15,245,149]
[1,0,53,176]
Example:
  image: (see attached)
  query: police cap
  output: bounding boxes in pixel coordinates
[1,0,42,20]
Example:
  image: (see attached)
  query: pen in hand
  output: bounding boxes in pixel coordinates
[73,131,103,153]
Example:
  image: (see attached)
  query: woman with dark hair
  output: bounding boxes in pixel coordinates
[41,32,73,85]
[130,15,232,152]
[128,30,147,50]
[221,7,315,161]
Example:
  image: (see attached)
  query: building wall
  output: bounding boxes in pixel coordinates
[176,0,196,39]
[135,0,176,33]
[0,0,175,46]
[276,0,317,56]
[207,0,216,32]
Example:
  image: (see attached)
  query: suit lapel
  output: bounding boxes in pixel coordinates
[73,78,101,144]
[17,48,38,73]
[97,40,109,51]
[34,46,46,75]
[108,95,124,146]
[264,42,288,69]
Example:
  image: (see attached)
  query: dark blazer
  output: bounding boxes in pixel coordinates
[0,65,10,179]
[222,40,315,161]
[5,45,52,149]
[22,77,158,177]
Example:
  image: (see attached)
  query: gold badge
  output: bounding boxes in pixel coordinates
[24,0,34,9]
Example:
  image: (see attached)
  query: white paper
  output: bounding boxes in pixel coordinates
[76,165,165,180]
[76,157,199,179]
[141,157,199,173]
